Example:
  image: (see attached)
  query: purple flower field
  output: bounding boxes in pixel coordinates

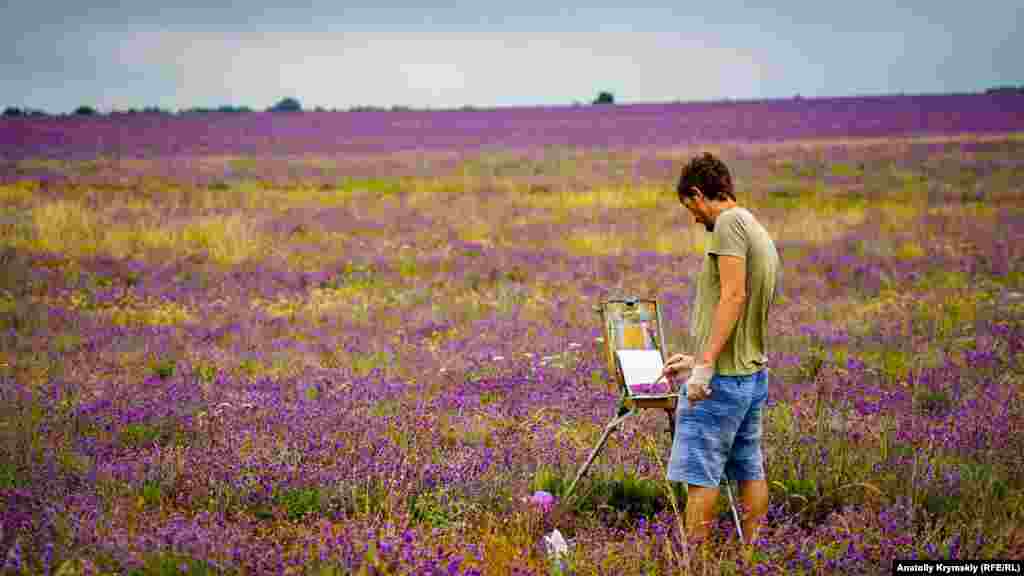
[1,95,1023,574]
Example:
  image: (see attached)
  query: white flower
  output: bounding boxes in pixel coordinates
[544,529,569,559]
[568,342,581,349]
[492,356,505,361]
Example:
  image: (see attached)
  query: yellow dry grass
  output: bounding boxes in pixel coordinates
[508,183,668,212]
[0,181,38,204]
[28,199,105,257]
[39,290,199,327]
[175,213,267,265]
[561,226,707,257]
[14,158,67,173]
[107,300,198,327]
[18,195,270,265]
[251,284,374,322]
[762,206,867,247]
[458,220,495,246]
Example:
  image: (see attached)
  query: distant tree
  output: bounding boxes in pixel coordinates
[592,91,615,105]
[74,105,97,116]
[14,107,48,117]
[269,97,302,112]
[216,105,253,113]
[985,85,1024,95]
[142,106,169,114]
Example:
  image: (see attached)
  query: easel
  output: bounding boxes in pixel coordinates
[565,296,677,499]
[564,295,746,545]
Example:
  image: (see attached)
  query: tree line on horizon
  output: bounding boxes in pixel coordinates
[4,87,1023,118]
[2,92,621,118]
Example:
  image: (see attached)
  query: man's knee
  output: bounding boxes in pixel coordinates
[738,479,769,512]
[685,485,720,538]
[685,485,720,517]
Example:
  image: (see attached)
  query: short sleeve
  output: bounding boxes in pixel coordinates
[709,209,748,259]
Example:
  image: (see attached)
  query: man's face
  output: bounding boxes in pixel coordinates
[680,189,714,232]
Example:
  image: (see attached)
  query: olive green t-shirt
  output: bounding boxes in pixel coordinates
[690,206,780,376]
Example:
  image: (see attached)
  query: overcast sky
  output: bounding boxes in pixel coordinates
[3,0,1021,113]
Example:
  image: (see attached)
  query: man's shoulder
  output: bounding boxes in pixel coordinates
[725,206,772,234]
[714,206,753,233]
[727,206,757,223]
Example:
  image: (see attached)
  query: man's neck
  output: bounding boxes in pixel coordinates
[708,199,738,220]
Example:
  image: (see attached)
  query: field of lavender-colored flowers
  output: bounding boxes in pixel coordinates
[1,94,1024,574]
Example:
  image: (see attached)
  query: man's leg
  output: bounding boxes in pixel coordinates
[738,478,768,544]
[685,484,720,542]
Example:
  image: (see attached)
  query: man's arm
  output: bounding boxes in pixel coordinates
[700,255,746,366]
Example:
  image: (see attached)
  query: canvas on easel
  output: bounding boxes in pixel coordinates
[597,297,678,410]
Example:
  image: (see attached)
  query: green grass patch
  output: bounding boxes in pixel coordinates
[194,361,218,384]
[228,157,261,174]
[861,347,912,382]
[140,479,164,508]
[576,468,671,521]
[125,552,219,576]
[238,358,260,378]
[396,254,420,278]
[829,162,863,177]
[49,330,81,355]
[532,464,677,522]
[320,262,378,290]
[479,391,503,406]
[151,356,177,380]
[340,177,403,199]
[0,460,26,489]
[465,363,503,383]
[120,423,162,446]
[369,398,403,418]
[335,477,394,518]
[276,486,325,521]
[351,349,393,377]
[775,160,821,179]
[408,486,470,528]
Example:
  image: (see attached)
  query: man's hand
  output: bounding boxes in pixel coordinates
[685,364,713,403]
[660,353,695,383]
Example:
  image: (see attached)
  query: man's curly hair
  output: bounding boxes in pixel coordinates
[676,152,735,202]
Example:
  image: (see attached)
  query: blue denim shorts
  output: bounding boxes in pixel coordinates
[667,369,768,487]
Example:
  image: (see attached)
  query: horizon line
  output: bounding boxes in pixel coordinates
[4,86,1023,117]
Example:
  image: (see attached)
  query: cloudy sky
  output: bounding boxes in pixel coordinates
[3,0,1021,113]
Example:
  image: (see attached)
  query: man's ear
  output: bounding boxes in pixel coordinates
[689,186,703,201]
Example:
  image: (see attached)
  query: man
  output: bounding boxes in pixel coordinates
[660,152,780,549]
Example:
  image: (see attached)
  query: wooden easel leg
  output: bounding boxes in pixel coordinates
[664,408,675,439]
[565,409,635,499]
